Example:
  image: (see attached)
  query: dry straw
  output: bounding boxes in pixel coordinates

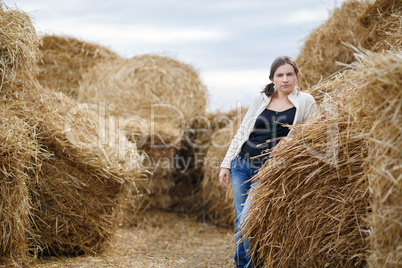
[164,110,241,215]
[17,85,143,256]
[0,2,39,265]
[197,108,246,226]
[38,34,121,98]
[76,54,208,214]
[0,2,40,92]
[296,0,402,93]
[1,2,143,264]
[350,51,401,267]
[0,101,37,267]
[242,50,401,267]
[77,54,207,123]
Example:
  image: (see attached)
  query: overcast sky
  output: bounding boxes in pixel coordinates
[6,0,344,111]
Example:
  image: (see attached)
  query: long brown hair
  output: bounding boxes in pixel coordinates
[261,56,300,97]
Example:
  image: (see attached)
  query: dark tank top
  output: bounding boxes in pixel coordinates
[238,106,296,167]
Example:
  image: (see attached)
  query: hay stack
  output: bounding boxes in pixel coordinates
[296,0,402,95]
[242,102,371,267]
[0,101,36,266]
[77,54,207,123]
[128,122,182,212]
[0,2,39,92]
[352,51,401,267]
[76,54,208,212]
[15,86,143,256]
[162,111,236,214]
[0,2,39,265]
[197,108,246,226]
[242,50,401,267]
[38,35,121,98]
[0,1,143,260]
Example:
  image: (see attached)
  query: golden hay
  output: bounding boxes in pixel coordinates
[36,211,234,267]
[348,51,401,267]
[76,54,207,124]
[76,54,208,214]
[14,86,143,256]
[296,0,402,94]
[38,34,121,98]
[0,2,40,92]
[242,50,401,267]
[162,110,234,215]
[1,2,144,261]
[0,2,38,265]
[196,108,246,226]
[0,101,36,266]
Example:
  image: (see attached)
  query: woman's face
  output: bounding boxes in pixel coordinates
[272,63,299,95]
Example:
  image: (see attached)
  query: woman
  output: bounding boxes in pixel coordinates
[219,56,316,267]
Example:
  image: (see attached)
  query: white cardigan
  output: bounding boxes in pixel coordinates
[220,88,316,169]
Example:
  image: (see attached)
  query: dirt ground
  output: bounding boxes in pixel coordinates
[36,211,235,268]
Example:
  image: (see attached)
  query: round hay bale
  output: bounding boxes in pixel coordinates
[32,87,142,255]
[0,100,36,266]
[296,0,401,95]
[76,54,208,124]
[1,1,144,260]
[164,109,246,215]
[0,4,38,265]
[0,2,40,92]
[38,34,121,98]
[242,49,401,267]
[76,54,208,214]
[133,122,182,212]
[348,50,401,267]
[10,85,144,256]
[242,104,371,267]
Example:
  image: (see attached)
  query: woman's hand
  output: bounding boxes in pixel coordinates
[219,168,231,189]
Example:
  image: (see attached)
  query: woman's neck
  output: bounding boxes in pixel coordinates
[272,91,290,100]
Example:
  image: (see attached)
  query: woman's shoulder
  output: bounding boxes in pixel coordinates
[297,91,316,103]
[245,92,268,113]
[250,92,268,104]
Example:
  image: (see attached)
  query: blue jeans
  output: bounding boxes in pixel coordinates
[230,155,260,268]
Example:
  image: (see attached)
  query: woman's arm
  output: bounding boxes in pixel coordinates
[220,94,263,169]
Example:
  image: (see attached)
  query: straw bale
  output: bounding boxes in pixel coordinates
[195,108,246,226]
[164,109,245,215]
[358,0,402,51]
[0,3,38,265]
[76,54,207,124]
[242,106,371,267]
[1,84,142,256]
[1,1,143,261]
[296,0,402,95]
[347,51,401,267]
[131,123,181,212]
[0,2,40,92]
[38,35,121,98]
[0,101,36,266]
[76,54,208,214]
[25,86,142,256]
[242,50,401,267]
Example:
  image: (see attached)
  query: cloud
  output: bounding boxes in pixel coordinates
[281,9,330,25]
[6,0,345,112]
[200,69,268,111]
[38,20,225,43]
